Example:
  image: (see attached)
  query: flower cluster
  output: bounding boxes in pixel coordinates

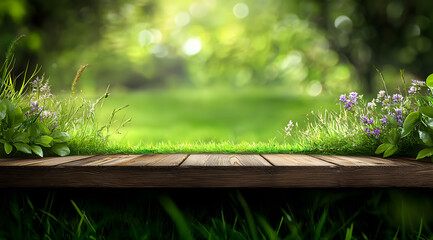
[284,120,297,136]
[339,92,359,111]
[391,108,403,123]
[339,88,409,140]
[31,75,53,100]
[408,80,425,95]
[360,115,381,139]
[392,94,403,103]
[364,127,381,139]
[25,100,58,128]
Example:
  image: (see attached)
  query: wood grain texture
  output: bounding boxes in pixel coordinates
[0,157,42,166]
[181,154,271,166]
[111,154,188,166]
[82,155,143,166]
[311,155,412,166]
[262,154,336,166]
[0,154,432,188]
[27,155,94,166]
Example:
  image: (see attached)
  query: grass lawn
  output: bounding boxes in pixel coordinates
[88,87,339,153]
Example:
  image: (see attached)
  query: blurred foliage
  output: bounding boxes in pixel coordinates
[1,0,433,94]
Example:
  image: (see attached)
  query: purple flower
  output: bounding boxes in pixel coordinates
[361,116,374,124]
[392,94,403,103]
[408,86,417,94]
[380,115,388,124]
[348,92,358,104]
[349,92,358,99]
[339,94,347,103]
[373,128,381,135]
[339,92,358,111]
[395,108,403,123]
[412,80,426,86]
[30,101,38,107]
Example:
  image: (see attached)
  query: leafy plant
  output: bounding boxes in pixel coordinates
[285,69,433,159]
[0,95,70,157]
[0,38,70,157]
[390,74,433,160]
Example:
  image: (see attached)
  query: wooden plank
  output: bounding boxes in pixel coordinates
[82,155,143,166]
[181,154,271,166]
[262,154,336,166]
[311,155,412,166]
[59,155,138,166]
[0,164,433,187]
[109,154,188,166]
[0,157,41,166]
[388,156,433,166]
[27,155,94,166]
[0,166,337,188]
[0,154,432,188]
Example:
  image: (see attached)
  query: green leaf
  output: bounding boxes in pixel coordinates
[13,106,24,128]
[421,106,433,118]
[35,135,53,147]
[13,143,32,154]
[383,145,398,158]
[36,121,50,135]
[30,145,43,157]
[29,125,39,136]
[5,99,14,127]
[51,143,70,157]
[51,131,70,142]
[386,128,400,145]
[419,126,433,146]
[0,100,7,120]
[417,147,433,159]
[426,73,433,87]
[13,132,29,143]
[402,111,421,137]
[4,142,12,154]
[375,143,393,154]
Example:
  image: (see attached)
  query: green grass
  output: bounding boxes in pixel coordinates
[64,87,369,155]
[1,189,432,240]
[94,87,339,145]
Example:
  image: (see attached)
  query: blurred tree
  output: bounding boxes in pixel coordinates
[1,0,433,94]
[304,0,433,92]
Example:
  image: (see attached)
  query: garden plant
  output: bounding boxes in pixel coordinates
[285,70,433,160]
[0,38,128,158]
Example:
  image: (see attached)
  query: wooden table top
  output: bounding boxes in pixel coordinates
[0,154,430,188]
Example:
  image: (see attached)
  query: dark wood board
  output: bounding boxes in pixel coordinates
[0,154,431,188]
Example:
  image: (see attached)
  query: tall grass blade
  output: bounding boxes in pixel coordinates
[344,224,353,240]
[70,200,96,234]
[236,192,259,240]
[159,195,194,240]
[374,66,388,94]
[417,218,423,240]
[71,64,88,95]
[313,208,328,240]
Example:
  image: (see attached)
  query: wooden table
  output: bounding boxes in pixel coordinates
[0,154,430,188]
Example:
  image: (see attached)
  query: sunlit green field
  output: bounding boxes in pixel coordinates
[94,88,338,146]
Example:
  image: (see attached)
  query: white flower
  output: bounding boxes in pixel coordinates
[284,121,295,136]
[377,90,386,98]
